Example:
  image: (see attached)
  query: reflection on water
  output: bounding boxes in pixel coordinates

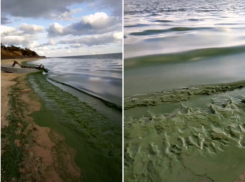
[125,0,245,58]
[125,0,245,95]
[29,54,122,107]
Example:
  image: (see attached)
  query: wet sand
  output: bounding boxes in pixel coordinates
[1,58,80,181]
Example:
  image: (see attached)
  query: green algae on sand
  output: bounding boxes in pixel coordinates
[27,72,122,182]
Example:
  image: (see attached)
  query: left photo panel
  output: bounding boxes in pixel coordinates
[1,0,123,181]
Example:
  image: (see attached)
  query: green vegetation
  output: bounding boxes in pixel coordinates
[1,43,44,59]
[1,80,30,181]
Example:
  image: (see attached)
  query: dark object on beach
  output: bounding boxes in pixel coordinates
[12,61,49,73]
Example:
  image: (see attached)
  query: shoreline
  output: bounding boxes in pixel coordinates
[1,58,41,128]
[1,58,81,181]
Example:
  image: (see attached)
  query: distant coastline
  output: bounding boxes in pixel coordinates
[59,52,122,59]
[1,44,46,60]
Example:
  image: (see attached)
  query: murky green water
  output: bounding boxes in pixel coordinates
[125,85,245,182]
[27,72,122,182]
[124,0,245,181]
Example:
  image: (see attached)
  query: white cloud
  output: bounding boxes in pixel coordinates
[19,23,44,34]
[82,12,108,24]
[1,25,16,35]
[47,23,64,35]
[113,32,123,40]
[1,35,25,45]
[48,39,56,45]
[47,12,121,37]
[58,31,122,46]
[1,24,43,48]
[28,41,40,48]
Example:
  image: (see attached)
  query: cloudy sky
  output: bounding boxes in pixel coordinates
[1,0,122,57]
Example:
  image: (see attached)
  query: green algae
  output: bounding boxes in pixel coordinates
[125,81,245,110]
[124,45,245,68]
[27,72,122,182]
[1,79,31,181]
[124,85,245,182]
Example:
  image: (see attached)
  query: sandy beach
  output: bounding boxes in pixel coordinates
[1,58,80,181]
[1,58,36,128]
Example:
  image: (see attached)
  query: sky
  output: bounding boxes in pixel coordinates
[1,0,122,57]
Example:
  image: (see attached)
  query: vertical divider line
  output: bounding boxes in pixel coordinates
[122,0,125,180]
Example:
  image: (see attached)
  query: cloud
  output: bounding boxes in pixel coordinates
[1,35,25,45]
[1,17,12,24]
[50,8,83,21]
[1,35,38,48]
[48,39,56,45]
[70,43,82,48]
[47,23,64,36]
[19,23,44,34]
[38,39,57,47]
[2,0,121,18]
[1,24,44,48]
[1,0,122,56]
[1,24,44,37]
[58,31,122,46]
[2,0,81,18]
[47,12,121,37]
[1,25,16,35]
[113,32,123,40]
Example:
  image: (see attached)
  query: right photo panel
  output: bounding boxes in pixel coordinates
[124,0,245,181]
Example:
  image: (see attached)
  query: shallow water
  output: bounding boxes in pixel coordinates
[27,72,122,182]
[125,0,245,96]
[125,50,245,96]
[26,54,122,181]
[124,0,245,181]
[125,88,245,182]
[28,53,122,107]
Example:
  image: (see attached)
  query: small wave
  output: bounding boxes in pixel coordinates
[154,20,173,23]
[125,45,245,67]
[125,81,245,110]
[124,24,150,28]
[129,27,216,36]
[47,77,122,110]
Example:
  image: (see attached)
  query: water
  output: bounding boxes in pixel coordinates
[124,1,245,182]
[125,0,245,58]
[27,73,122,182]
[125,0,245,96]
[28,53,122,107]
[26,53,122,182]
